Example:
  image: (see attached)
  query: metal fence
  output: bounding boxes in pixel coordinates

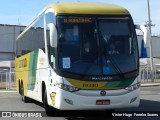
[140,64,160,83]
[0,72,15,90]
[0,65,160,90]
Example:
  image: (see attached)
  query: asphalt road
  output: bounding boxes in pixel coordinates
[0,86,160,120]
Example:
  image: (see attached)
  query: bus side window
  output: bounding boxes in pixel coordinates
[17,14,45,57]
[34,15,45,52]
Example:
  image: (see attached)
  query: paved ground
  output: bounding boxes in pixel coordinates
[0,86,160,120]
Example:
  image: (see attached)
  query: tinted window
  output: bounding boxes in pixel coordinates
[16,13,45,57]
[57,16,138,76]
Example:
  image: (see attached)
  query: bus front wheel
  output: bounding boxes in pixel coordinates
[44,89,56,116]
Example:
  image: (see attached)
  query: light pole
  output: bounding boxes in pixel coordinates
[147,0,154,81]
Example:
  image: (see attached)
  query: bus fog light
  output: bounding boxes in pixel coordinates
[64,99,73,105]
[130,97,137,103]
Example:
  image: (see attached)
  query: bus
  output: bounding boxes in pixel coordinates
[15,2,150,116]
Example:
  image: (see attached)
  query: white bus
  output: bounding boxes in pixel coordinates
[15,2,150,116]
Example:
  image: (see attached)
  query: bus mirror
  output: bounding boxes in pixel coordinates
[135,25,151,47]
[47,23,57,47]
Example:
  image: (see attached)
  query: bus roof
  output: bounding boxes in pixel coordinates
[17,2,130,40]
[48,2,129,15]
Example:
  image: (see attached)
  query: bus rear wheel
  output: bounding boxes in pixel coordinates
[21,82,30,103]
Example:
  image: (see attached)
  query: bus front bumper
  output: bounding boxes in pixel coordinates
[49,88,140,110]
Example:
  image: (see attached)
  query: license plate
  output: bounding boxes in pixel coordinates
[96,100,110,105]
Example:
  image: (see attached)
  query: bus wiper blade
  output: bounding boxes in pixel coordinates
[103,50,125,79]
[107,55,126,80]
[101,36,125,79]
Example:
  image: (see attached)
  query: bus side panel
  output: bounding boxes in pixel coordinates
[26,49,49,102]
[29,49,49,102]
[15,49,50,103]
[15,53,30,96]
[27,50,38,91]
[15,57,20,93]
[15,49,40,98]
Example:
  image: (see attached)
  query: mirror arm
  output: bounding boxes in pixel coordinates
[135,24,151,48]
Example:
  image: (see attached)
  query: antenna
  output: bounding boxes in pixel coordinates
[18,18,23,34]
[18,18,21,26]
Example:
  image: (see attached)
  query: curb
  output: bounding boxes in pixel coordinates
[0,91,16,92]
[141,83,160,87]
[0,89,16,92]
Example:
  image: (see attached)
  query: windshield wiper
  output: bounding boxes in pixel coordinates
[106,54,126,80]
[101,38,126,80]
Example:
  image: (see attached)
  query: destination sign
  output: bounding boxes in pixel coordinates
[64,18,92,23]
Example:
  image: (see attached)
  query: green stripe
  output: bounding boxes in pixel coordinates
[102,78,135,89]
[27,49,39,90]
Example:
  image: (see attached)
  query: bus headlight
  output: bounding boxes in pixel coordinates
[56,83,79,92]
[125,82,141,92]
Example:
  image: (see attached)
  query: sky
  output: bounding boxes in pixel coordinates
[0,0,159,35]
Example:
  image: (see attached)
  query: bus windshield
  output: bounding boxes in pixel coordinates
[57,16,138,77]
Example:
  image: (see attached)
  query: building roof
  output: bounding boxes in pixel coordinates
[48,2,129,15]
[0,24,26,27]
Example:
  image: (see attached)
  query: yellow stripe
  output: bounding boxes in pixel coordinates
[66,78,107,90]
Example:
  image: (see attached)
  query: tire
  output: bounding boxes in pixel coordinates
[19,81,22,95]
[105,109,115,116]
[21,83,30,103]
[44,89,56,116]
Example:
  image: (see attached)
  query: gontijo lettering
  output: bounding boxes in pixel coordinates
[19,58,27,68]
